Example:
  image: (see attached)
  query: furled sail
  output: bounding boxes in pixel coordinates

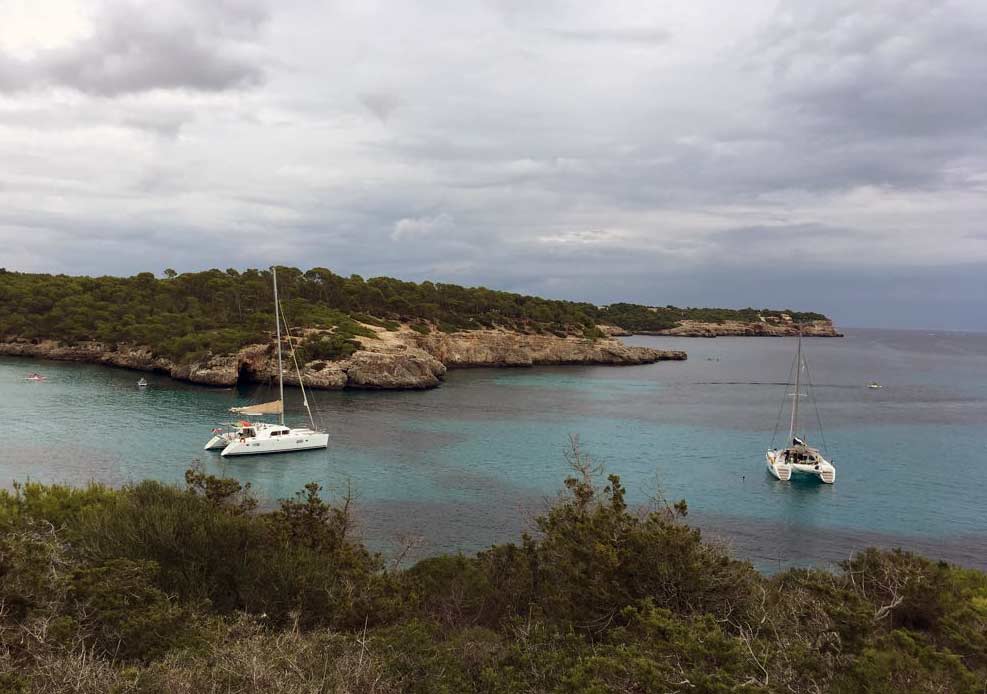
[229,399,283,416]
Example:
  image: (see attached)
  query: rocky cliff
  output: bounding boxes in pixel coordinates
[617,318,841,338]
[0,326,685,390]
[410,329,672,367]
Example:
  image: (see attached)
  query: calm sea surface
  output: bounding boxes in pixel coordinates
[3,328,986,572]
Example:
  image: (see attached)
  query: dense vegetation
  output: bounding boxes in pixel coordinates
[0,267,829,363]
[0,444,982,692]
[600,303,828,333]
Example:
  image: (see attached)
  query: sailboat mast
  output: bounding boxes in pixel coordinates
[272,266,285,426]
[789,325,802,441]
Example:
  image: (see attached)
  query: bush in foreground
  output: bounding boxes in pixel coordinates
[0,452,984,692]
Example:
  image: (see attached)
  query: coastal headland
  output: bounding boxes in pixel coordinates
[602,317,841,338]
[0,327,685,390]
[0,267,841,390]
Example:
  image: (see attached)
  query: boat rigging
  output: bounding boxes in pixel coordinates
[203,266,329,456]
[765,327,836,484]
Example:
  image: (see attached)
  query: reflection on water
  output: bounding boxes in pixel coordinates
[2,327,986,571]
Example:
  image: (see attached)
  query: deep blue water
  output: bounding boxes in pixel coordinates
[3,328,986,572]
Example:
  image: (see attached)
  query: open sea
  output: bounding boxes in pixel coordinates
[2,328,986,572]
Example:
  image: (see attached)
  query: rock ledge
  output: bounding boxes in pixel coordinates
[0,327,686,390]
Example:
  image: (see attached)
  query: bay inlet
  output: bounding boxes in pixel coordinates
[3,328,985,572]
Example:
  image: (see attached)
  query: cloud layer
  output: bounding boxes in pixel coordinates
[1,0,986,329]
[0,1,267,95]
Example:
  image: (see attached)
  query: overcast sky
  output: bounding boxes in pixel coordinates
[2,0,986,329]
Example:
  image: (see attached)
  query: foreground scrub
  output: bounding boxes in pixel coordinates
[1,456,985,693]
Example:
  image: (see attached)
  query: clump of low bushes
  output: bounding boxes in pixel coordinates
[1,444,984,692]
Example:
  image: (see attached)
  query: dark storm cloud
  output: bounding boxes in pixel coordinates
[0,1,267,95]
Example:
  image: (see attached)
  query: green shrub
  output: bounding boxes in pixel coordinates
[68,559,202,662]
[298,332,360,362]
[833,630,978,693]
[58,479,388,630]
[1,456,983,690]
[0,480,120,531]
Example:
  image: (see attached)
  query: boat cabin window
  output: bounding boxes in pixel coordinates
[270,430,280,436]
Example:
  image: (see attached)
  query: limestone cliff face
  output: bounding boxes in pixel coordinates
[0,340,237,386]
[409,329,681,367]
[597,325,633,337]
[619,318,841,338]
[0,326,680,390]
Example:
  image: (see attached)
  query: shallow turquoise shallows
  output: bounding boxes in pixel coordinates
[3,328,986,572]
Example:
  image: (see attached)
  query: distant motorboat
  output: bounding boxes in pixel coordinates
[867,382,882,389]
[765,328,836,484]
[24,372,46,382]
[137,378,148,388]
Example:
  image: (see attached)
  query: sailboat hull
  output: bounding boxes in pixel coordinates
[766,450,835,483]
[766,450,792,480]
[221,432,329,456]
[204,434,234,450]
[790,462,835,484]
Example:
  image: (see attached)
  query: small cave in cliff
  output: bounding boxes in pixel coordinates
[237,361,262,385]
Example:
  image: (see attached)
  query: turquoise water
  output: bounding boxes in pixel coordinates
[3,328,986,571]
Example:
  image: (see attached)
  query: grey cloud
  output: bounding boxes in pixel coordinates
[0,91,195,136]
[549,27,670,45]
[711,224,861,244]
[0,1,267,95]
[360,92,402,122]
[757,1,987,139]
[120,108,194,138]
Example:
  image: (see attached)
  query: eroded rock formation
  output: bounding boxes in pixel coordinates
[619,318,842,338]
[0,325,683,390]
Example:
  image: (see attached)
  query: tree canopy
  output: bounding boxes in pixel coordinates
[0,267,829,363]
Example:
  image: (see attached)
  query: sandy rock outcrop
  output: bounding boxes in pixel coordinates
[409,329,683,367]
[630,318,841,338]
[344,350,446,389]
[0,325,683,391]
[597,324,632,337]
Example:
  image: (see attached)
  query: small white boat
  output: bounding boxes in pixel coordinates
[765,328,836,484]
[205,420,329,456]
[867,382,882,389]
[204,266,329,457]
[137,378,148,387]
[24,372,46,382]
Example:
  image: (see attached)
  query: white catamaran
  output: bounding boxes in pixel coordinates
[765,327,836,484]
[204,267,329,457]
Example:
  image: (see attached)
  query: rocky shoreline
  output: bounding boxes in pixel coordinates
[0,326,686,390]
[604,318,842,338]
